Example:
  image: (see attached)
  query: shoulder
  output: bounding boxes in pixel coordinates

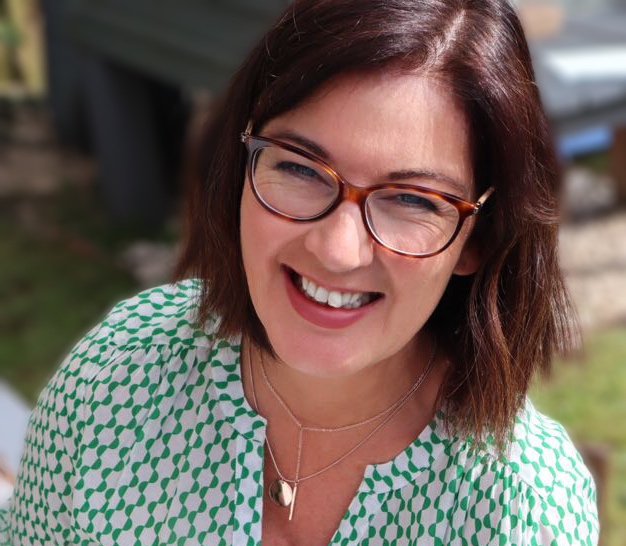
[49,279,220,388]
[38,280,232,430]
[53,279,238,413]
[438,400,599,544]
[509,400,599,543]
[508,399,594,497]
[94,279,218,352]
[484,400,599,543]
[27,279,239,462]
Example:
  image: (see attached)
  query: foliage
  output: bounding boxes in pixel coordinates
[0,20,19,49]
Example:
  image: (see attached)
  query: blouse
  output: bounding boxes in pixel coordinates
[0,280,599,545]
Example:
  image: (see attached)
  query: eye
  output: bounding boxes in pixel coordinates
[391,193,440,212]
[276,161,321,180]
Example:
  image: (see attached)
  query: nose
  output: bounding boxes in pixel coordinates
[303,201,375,272]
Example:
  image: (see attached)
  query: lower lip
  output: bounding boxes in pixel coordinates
[283,268,379,329]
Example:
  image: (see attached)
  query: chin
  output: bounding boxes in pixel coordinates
[269,333,370,379]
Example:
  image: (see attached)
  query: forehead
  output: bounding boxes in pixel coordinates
[261,70,474,196]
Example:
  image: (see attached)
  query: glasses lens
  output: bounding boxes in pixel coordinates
[366,188,460,255]
[252,145,340,218]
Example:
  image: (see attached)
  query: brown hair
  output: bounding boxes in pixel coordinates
[176,0,578,447]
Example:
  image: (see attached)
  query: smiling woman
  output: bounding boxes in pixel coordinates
[240,73,482,379]
[0,0,599,545]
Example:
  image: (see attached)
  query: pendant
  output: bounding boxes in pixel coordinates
[288,485,298,521]
[268,479,293,507]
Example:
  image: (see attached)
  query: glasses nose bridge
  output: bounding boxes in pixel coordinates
[335,175,372,226]
[335,169,368,204]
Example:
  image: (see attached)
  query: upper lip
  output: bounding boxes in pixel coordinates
[286,266,383,296]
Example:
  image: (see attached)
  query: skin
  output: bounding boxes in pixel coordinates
[239,70,479,543]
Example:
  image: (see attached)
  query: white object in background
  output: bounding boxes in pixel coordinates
[544,46,626,82]
[0,381,31,477]
[0,477,13,509]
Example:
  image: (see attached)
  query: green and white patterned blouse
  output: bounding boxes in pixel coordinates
[0,280,598,545]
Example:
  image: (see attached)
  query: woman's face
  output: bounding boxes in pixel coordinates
[240,71,478,378]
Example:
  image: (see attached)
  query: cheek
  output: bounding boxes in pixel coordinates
[240,185,255,234]
[400,267,450,307]
[240,186,266,294]
[240,188,254,262]
[240,185,295,290]
[389,251,463,321]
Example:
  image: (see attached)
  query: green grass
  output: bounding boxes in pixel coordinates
[531,329,626,546]
[0,185,147,401]
[572,150,610,175]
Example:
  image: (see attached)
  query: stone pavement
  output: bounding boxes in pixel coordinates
[561,212,626,331]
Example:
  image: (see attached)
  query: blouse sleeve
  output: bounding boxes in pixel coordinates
[451,432,599,545]
[0,322,115,546]
[0,281,206,546]
[523,471,599,546]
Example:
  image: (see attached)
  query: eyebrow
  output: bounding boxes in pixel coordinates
[267,129,470,197]
[386,170,468,197]
[269,130,331,159]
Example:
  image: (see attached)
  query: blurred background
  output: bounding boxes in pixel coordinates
[0,0,625,543]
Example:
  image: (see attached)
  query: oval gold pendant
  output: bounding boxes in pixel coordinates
[268,479,293,507]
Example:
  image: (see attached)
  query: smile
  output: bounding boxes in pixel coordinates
[291,270,381,310]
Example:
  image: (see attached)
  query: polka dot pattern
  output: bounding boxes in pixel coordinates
[0,281,599,545]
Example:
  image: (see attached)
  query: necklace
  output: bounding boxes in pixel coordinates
[247,341,437,521]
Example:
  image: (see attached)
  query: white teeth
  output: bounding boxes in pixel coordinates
[296,273,373,309]
[305,281,317,299]
[314,286,329,303]
[327,291,343,308]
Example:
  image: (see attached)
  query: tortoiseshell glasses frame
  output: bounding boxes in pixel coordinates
[240,129,494,258]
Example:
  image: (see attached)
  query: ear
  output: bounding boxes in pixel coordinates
[452,240,481,276]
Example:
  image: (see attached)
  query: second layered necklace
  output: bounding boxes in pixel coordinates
[247,342,437,521]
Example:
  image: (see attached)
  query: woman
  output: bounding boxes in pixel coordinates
[1,0,598,544]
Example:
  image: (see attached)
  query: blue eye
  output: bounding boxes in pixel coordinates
[393,193,439,212]
[276,161,320,179]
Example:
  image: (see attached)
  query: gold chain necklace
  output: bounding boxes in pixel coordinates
[247,341,437,521]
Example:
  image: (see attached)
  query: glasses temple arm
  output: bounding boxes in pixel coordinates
[475,186,495,210]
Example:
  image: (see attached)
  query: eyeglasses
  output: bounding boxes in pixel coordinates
[240,130,494,258]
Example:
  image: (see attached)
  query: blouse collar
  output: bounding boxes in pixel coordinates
[209,335,455,494]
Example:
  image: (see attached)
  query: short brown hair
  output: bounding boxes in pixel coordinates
[176,0,578,447]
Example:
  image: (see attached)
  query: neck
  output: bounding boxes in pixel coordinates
[243,335,444,430]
